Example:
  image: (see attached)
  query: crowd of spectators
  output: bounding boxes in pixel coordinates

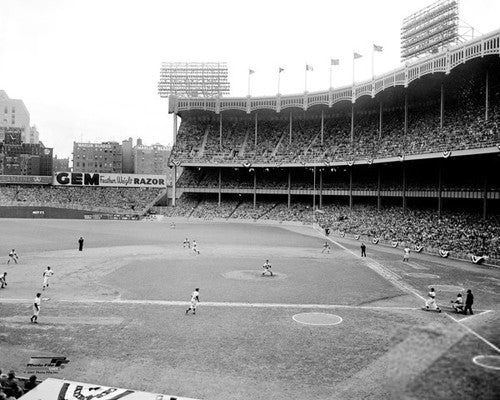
[154,194,499,260]
[0,185,162,214]
[0,369,38,399]
[170,75,499,165]
[175,166,496,193]
[314,203,500,259]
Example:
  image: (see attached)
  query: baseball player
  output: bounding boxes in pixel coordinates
[192,240,200,254]
[322,242,330,253]
[31,293,42,323]
[7,249,18,264]
[0,272,7,288]
[185,288,200,315]
[42,267,54,290]
[262,259,273,276]
[451,293,464,313]
[424,288,441,311]
[403,247,410,262]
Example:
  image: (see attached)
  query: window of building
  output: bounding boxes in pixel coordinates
[12,107,15,113]
[4,107,7,114]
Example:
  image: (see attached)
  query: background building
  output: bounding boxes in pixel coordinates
[29,125,40,144]
[121,137,134,173]
[0,127,53,175]
[133,143,170,175]
[53,155,70,172]
[72,141,123,173]
[0,90,31,143]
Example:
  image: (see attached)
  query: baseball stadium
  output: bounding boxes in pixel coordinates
[1,3,500,400]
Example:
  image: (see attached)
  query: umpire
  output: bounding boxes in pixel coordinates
[464,289,474,315]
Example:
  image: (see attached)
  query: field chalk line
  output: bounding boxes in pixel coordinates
[316,226,500,354]
[0,298,417,311]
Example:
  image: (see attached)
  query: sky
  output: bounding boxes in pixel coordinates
[0,0,499,159]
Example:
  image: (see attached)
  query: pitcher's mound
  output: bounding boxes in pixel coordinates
[222,270,287,281]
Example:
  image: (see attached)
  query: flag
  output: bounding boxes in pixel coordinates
[306,64,314,71]
[373,44,383,52]
[353,52,362,59]
[249,69,255,75]
[331,59,339,65]
[279,67,284,73]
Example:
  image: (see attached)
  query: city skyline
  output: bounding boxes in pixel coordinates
[0,0,498,159]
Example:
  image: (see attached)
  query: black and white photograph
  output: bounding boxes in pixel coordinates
[0,0,499,399]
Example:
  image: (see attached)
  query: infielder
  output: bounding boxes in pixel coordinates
[186,288,200,315]
[42,267,54,290]
[31,293,42,323]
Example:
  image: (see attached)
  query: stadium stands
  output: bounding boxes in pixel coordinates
[0,186,162,214]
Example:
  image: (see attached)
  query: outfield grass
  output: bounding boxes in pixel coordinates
[0,219,498,400]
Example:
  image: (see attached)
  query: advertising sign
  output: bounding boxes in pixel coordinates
[53,172,167,188]
[0,175,52,185]
[18,378,198,400]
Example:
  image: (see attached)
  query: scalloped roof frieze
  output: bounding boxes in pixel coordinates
[170,29,499,114]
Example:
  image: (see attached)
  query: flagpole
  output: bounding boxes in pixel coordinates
[329,61,332,90]
[278,70,281,94]
[352,53,355,86]
[305,65,308,92]
[248,71,251,96]
[372,43,375,80]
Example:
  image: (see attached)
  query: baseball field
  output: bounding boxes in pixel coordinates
[0,218,499,400]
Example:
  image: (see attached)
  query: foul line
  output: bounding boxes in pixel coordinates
[0,297,418,311]
[317,227,500,354]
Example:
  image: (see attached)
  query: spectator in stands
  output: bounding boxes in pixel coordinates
[23,376,38,393]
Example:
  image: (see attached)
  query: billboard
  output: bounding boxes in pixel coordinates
[18,378,198,400]
[53,172,167,188]
[0,175,52,185]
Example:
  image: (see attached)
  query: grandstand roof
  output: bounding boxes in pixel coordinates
[169,28,500,115]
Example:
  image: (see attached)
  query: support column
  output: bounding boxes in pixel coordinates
[377,165,381,210]
[350,103,355,143]
[219,113,223,151]
[319,168,323,209]
[379,102,383,140]
[172,165,177,206]
[254,112,258,147]
[173,114,178,146]
[321,110,324,145]
[349,168,353,210]
[483,175,488,220]
[440,84,444,130]
[402,164,406,214]
[485,70,489,121]
[437,163,442,216]
[404,93,408,137]
[253,169,257,209]
[218,167,222,206]
[287,170,291,208]
[313,166,316,210]
[289,112,293,144]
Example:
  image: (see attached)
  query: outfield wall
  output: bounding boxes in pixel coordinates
[0,206,102,219]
